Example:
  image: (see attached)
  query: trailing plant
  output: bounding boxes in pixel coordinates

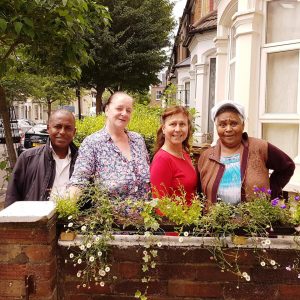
[56,186,300,295]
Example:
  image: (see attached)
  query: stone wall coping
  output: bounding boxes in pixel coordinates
[58,233,299,249]
[0,201,56,223]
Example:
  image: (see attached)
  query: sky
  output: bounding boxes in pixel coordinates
[171,0,187,35]
[172,0,186,19]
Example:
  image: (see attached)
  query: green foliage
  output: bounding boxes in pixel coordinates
[56,182,300,296]
[55,197,79,221]
[80,0,175,105]
[161,83,179,106]
[74,103,161,157]
[0,153,11,189]
[157,194,203,226]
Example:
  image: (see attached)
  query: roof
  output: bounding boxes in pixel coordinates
[175,56,191,69]
[190,10,217,34]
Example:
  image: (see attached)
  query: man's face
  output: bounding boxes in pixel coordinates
[47,112,76,151]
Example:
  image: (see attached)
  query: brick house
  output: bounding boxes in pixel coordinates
[168,0,300,193]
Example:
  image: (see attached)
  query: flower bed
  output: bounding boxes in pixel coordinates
[55,186,300,299]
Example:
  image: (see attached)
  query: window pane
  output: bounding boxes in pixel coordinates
[262,123,298,159]
[266,50,298,113]
[267,1,300,43]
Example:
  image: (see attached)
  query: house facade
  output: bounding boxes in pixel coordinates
[168,0,300,192]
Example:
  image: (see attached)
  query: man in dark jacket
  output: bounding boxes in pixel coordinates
[5,109,78,207]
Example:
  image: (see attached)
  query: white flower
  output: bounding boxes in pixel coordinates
[298,274,300,279]
[89,256,95,262]
[143,250,147,255]
[179,237,183,243]
[64,259,68,263]
[95,236,100,242]
[245,275,251,281]
[242,272,248,278]
[184,231,189,237]
[83,284,86,288]
[100,281,105,287]
[99,269,106,276]
[77,272,81,278]
[270,260,276,266]
[81,225,87,232]
[68,215,72,220]
[86,242,92,248]
[105,266,110,272]
[286,266,292,271]
[144,231,151,238]
[265,239,271,245]
[260,261,266,266]
[98,251,102,257]
[68,222,73,228]
[69,253,74,258]
[157,242,162,247]
[79,245,85,251]
[149,198,158,207]
[78,259,82,264]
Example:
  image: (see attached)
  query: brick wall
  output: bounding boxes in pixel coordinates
[0,216,57,299]
[57,244,300,300]
[2,202,300,300]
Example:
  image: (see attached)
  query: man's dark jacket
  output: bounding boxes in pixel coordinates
[5,140,78,207]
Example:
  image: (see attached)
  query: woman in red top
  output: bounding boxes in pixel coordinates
[150,106,197,205]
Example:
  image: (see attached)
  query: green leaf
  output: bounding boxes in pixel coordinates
[0,18,7,32]
[22,25,35,38]
[62,0,68,6]
[134,290,141,298]
[14,22,23,35]
[22,17,34,28]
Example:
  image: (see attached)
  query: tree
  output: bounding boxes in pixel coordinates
[0,0,110,167]
[81,0,175,113]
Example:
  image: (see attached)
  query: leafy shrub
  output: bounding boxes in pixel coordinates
[74,104,161,158]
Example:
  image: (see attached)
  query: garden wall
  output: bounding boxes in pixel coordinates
[1,202,300,300]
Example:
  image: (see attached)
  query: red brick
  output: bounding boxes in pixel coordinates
[0,244,22,262]
[114,279,167,295]
[64,280,111,294]
[0,279,24,297]
[23,244,54,262]
[223,283,279,299]
[251,267,298,284]
[0,258,56,280]
[69,295,92,300]
[279,284,300,297]
[117,262,141,279]
[168,280,223,297]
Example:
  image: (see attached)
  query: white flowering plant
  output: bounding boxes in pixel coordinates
[56,185,300,296]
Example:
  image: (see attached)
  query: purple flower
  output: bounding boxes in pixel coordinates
[261,187,267,193]
[267,189,272,195]
[280,204,286,209]
[271,198,279,206]
[295,196,300,201]
[254,186,260,193]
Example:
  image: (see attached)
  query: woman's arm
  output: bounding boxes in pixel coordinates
[266,143,295,198]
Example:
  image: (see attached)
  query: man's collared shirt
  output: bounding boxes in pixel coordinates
[50,143,72,200]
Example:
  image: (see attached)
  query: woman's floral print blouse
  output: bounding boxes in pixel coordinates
[70,127,150,201]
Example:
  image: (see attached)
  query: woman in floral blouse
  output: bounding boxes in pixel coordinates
[69,92,150,202]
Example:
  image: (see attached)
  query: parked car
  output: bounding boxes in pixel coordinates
[0,119,22,144]
[18,124,48,154]
[17,119,35,134]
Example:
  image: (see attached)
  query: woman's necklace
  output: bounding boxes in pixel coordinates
[162,146,185,160]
